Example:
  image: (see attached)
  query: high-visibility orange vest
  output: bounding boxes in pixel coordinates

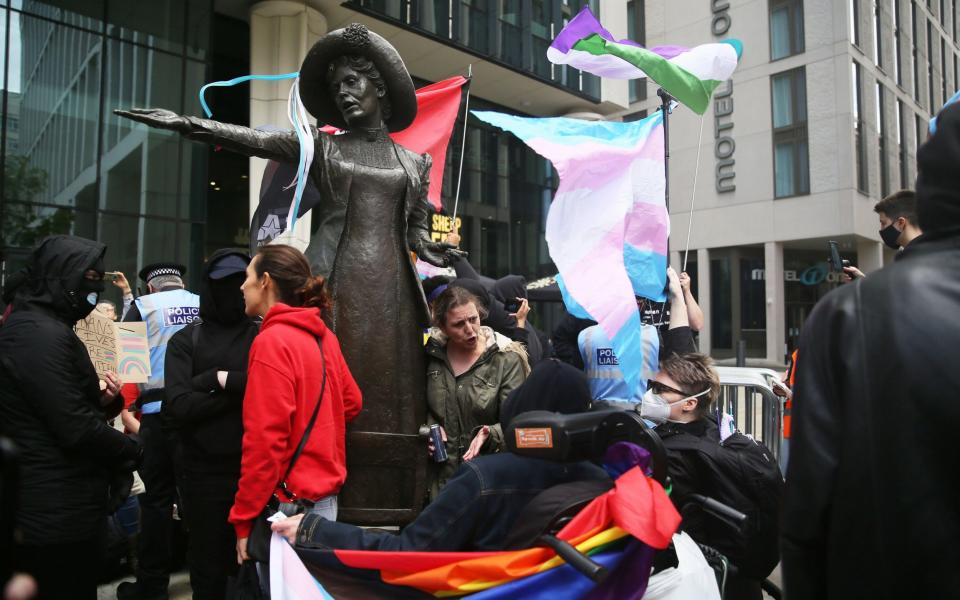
[784,349,798,439]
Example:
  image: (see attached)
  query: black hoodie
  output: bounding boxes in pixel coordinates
[0,235,141,545]
[164,249,258,472]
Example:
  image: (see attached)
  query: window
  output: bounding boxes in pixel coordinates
[853,61,869,193]
[771,68,810,197]
[894,0,903,85]
[941,37,948,109]
[770,0,805,60]
[622,110,649,122]
[1,1,218,290]
[851,0,861,45]
[897,99,910,187]
[915,113,924,155]
[877,82,890,197]
[912,1,920,100]
[928,19,935,110]
[955,51,959,96]
[627,0,646,103]
[874,0,883,67]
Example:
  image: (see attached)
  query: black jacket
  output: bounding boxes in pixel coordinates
[782,233,960,599]
[164,249,258,473]
[0,236,141,545]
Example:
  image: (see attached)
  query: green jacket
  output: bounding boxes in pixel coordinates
[424,326,529,499]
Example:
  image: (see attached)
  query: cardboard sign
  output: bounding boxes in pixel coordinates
[74,317,152,383]
[114,322,151,383]
[74,311,118,378]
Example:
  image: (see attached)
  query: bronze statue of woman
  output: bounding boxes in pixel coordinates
[116,24,460,524]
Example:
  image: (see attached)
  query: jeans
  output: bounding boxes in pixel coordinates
[309,495,338,520]
[297,455,610,552]
[114,495,141,537]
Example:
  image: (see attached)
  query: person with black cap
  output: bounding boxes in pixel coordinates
[782,101,960,599]
[162,250,258,600]
[118,263,199,600]
[270,359,609,553]
[116,22,462,523]
[0,235,142,599]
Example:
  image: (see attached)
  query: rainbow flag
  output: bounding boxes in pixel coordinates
[278,464,680,598]
[548,6,741,114]
[472,110,667,397]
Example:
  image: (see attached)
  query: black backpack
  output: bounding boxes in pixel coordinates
[664,430,783,579]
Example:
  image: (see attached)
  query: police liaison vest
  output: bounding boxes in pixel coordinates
[578,324,659,408]
[136,289,200,409]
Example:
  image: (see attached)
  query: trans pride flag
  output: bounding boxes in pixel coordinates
[472,111,667,397]
[548,6,741,114]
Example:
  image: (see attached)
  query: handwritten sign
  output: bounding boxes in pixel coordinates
[74,317,152,383]
[74,311,118,378]
[115,323,151,383]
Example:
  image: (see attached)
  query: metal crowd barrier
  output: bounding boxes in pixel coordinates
[713,367,784,461]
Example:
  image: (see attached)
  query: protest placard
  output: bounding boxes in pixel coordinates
[74,311,118,378]
[114,322,151,383]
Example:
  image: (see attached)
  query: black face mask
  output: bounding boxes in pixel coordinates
[879,223,902,249]
[66,259,106,321]
[209,274,246,325]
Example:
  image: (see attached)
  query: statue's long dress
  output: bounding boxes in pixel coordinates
[175,118,429,524]
[327,139,427,525]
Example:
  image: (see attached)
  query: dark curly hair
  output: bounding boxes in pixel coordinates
[254,244,331,314]
[326,54,392,121]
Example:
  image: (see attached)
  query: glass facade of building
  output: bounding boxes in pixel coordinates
[1,0,561,330]
[348,0,601,100]
[0,0,227,296]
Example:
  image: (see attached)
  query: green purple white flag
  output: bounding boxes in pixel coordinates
[548,7,742,114]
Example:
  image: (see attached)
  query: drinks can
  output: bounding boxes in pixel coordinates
[429,424,448,463]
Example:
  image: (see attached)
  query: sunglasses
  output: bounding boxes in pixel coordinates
[647,379,693,398]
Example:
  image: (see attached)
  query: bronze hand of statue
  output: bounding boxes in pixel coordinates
[418,239,467,268]
[113,108,192,134]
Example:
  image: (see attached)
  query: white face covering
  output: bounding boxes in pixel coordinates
[85,291,99,306]
[639,387,711,424]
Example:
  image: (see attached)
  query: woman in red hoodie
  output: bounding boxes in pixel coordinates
[230,244,362,563]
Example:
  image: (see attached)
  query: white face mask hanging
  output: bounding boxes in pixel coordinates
[639,387,711,424]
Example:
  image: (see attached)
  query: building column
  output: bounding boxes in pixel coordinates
[764,241,785,365]
[696,248,711,354]
[856,238,884,274]
[669,250,681,273]
[248,1,327,250]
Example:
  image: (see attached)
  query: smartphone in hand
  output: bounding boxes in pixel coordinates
[827,241,850,272]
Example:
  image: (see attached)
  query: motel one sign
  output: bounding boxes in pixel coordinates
[712,1,735,193]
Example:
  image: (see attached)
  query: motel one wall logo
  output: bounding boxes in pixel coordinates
[712,1,735,193]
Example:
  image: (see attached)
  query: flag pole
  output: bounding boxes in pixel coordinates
[452,64,473,226]
[657,88,673,213]
[656,88,674,327]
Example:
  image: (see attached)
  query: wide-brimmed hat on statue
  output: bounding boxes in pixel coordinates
[298,23,417,132]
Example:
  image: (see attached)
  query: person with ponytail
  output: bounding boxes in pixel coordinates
[228,245,362,563]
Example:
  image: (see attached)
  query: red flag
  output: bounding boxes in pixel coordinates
[393,76,467,211]
[320,76,467,211]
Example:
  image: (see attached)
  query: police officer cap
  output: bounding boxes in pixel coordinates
[139,262,186,283]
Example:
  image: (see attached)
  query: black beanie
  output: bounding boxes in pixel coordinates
[916,101,960,233]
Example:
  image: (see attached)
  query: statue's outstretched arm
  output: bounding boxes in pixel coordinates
[114,108,306,163]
